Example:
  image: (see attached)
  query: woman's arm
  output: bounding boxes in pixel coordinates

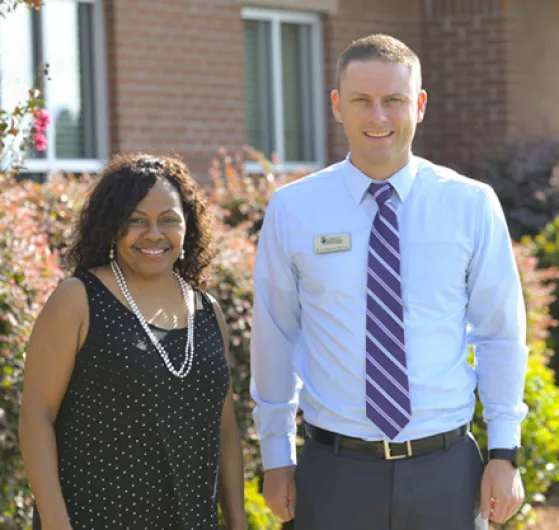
[209,295,246,529]
[18,278,88,530]
[219,389,246,529]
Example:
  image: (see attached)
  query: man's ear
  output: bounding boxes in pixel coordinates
[331,89,343,123]
[417,89,428,123]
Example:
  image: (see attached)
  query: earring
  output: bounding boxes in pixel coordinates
[180,249,185,260]
[109,246,115,261]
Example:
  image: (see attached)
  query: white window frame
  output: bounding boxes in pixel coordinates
[17,0,108,175]
[242,7,326,174]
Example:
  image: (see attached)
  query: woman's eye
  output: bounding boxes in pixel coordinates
[162,217,179,224]
[128,218,144,225]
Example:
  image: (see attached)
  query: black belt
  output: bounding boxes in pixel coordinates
[305,422,469,460]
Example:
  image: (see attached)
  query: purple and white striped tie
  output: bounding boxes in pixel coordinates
[366,182,411,439]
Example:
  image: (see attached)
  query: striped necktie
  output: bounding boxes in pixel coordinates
[366,182,411,439]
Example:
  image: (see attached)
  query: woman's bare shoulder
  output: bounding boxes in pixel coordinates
[40,276,89,323]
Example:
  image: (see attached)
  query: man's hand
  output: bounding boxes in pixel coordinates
[480,459,524,524]
[262,465,296,521]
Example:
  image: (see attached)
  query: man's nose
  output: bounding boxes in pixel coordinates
[368,101,386,123]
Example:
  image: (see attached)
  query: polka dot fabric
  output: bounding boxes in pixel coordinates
[33,271,230,530]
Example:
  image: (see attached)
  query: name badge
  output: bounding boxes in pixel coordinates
[313,233,351,254]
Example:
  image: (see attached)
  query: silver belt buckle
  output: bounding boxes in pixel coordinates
[383,440,413,460]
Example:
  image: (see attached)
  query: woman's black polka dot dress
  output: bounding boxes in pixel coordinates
[33,271,230,529]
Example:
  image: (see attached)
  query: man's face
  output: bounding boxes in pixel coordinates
[331,59,427,178]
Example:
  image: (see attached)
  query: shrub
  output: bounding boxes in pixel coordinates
[207,146,306,238]
[2,151,559,530]
[0,178,64,527]
[0,174,87,527]
[0,160,282,526]
[209,224,260,472]
[207,147,306,476]
[0,156,279,525]
[218,478,281,530]
[528,216,559,383]
[469,135,559,239]
[471,242,559,529]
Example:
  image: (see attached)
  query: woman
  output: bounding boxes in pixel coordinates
[19,154,246,530]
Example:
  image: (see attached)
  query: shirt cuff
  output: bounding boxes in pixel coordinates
[260,435,297,471]
[487,419,522,450]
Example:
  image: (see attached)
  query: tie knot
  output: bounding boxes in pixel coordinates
[368,182,392,205]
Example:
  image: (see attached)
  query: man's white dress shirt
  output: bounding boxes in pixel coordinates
[250,155,528,471]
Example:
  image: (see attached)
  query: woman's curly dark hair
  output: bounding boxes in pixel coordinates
[64,153,215,289]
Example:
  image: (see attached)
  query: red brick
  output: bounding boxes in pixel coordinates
[101,0,552,179]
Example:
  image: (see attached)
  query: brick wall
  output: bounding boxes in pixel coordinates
[245,0,338,13]
[506,0,559,138]
[103,0,557,179]
[104,0,246,178]
[420,0,509,170]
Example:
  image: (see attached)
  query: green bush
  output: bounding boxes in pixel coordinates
[218,478,281,530]
[528,217,559,382]
[471,242,559,529]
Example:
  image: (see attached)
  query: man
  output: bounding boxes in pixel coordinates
[250,34,527,530]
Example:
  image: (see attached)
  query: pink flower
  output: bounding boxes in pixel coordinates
[33,108,51,132]
[34,131,47,151]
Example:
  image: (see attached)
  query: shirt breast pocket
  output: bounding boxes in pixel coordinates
[401,242,469,309]
[296,248,365,299]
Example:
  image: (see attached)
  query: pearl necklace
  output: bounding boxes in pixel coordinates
[110,259,195,378]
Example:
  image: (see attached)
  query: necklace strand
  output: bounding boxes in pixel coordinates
[110,260,195,378]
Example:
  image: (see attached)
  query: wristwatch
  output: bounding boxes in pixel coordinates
[488,447,524,468]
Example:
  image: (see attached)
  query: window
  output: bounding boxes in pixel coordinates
[243,8,326,172]
[0,0,108,174]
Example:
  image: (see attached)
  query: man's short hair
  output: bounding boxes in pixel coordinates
[337,34,422,91]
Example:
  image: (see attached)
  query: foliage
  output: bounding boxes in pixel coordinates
[471,242,559,529]
[218,478,281,530]
[470,136,559,239]
[207,147,305,476]
[18,173,90,250]
[0,0,41,18]
[0,2,51,525]
[1,147,559,529]
[0,90,50,176]
[207,146,304,241]
[0,178,65,526]
[0,173,84,526]
[528,216,559,383]
[209,222,259,471]
[0,148,296,525]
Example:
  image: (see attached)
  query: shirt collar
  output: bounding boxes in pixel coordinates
[343,153,418,205]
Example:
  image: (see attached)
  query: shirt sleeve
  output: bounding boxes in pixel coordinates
[466,185,529,450]
[250,193,302,470]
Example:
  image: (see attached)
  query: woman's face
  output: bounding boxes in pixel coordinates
[115,178,186,278]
